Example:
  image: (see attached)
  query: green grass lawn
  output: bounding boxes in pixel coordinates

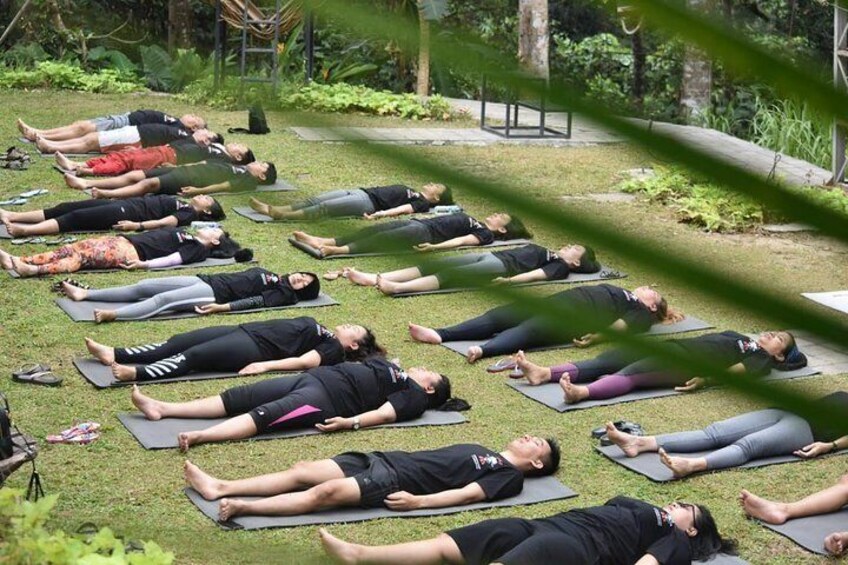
[0,90,846,564]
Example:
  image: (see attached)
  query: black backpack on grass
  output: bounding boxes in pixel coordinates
[228,104,270,135]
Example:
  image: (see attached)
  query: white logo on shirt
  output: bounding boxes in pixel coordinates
[388,366,409,384]
[622,290,638,302]
[317,324,335,340]
[261,272,280,286]
[736,339,761,354]
[471,453,505,470]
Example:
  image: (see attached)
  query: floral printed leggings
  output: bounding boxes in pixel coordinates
[21,236,139,275]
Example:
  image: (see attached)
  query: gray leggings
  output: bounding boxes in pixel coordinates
[656,409,814,470]
[419,252,508,286]
[290,189,376,219]
[85,276,216,320]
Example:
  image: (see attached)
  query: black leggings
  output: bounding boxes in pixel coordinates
[435,304,577,358]
[334,220,430,254]
[44,199,139,232]
[114,325,265,380]
[220,374,337,433]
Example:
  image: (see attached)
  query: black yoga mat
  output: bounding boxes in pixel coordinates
[118,410,468,450]
[289,237,533,260]
[1,224,106,239]
[390,265,626,298]
[184,476,575,530]
[5,257,252,278]
[82,179,295,198]
[439,316,714,358]
[232,206,294,223]
[696,556,749,565]
[506,365,821,413]
[56,291,339,322]
[761,509,848,555]
[74,357,270,388]
[595,444,848,483]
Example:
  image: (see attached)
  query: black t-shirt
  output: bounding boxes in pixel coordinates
[123,227,208,263]
[673,331,775,376]
[177,161,257,192]
[199,268,298,306]
[115,195,198,226]
[415,213,494,245]
[540,497,691,565]
[492,244,571,279]
[171,140,232,165]
[377,444,523,500]
[809,391,848,442]
[551,284,656,334]
[128,110,183,128]
[137,124,191,147]
[362,185,431,213]
[308,358,429,420]
[239,316,344,364]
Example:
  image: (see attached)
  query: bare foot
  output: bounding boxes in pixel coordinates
[319,528,363,565]
[90,188,104,199]
[0,248,14,270]
[93,309,117,323]
[85,337,114,364]
[605,421,650,457]
[659,448,699,478]
[64,173,87,190]
[739,490,789,524]
[292,230,329,248]
[178,431,199,452]
[248,197,271,215]
[111,362,137,382]
[0,208,10,224]
[343,267,377,287]
[514,350,552,385]
[131,384,165,420]
[825,532,848,556]
[35,135,51,152]
[17,119,37,141]
[318,245,344,257]
[560,374,589,404]
[11,257,38,277]
[184,460,225,500]
[5,223,25,237]
[408,322,442,344]
[55,152,79,171]
[376,276,400,295]
[61,280,88,301]
[466,346,483,364]
[218,498,246,521]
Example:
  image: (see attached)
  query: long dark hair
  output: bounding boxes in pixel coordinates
[203,199,226,221]
[775,332,807,371]
[292,272,321,301]
[343,328,386,362]
[210,231,253,262]
[429,374,471,411]
[690,505,738,561]
[497,215,532,240]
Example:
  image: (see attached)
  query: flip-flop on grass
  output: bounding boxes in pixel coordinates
[12,370,63,387]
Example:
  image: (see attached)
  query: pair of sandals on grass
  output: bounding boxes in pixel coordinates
[1,146,31,171]
[0,187,48,207]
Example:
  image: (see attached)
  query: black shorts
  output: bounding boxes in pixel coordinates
[145,167,186,195]
[332,452,400,509]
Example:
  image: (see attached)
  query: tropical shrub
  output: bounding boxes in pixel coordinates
[0,61,141,93]
[280,83,454,120]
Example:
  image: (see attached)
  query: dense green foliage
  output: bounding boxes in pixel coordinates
[0,61,142,93]
[0,488,173,564]
[280,83,454,119]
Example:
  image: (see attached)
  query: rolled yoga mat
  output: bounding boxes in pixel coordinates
[118,410,468,450]
[390,265,626,298]
[288,237,534,260]
[56,291,339,322]
[595,443,848,483]
[761,509,848,556]
[183,475,576,530]
[6,256,254,278]
[506,364,821,413]
[439,316,714,357]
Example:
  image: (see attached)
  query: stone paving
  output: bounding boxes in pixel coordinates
[791,330,848,376]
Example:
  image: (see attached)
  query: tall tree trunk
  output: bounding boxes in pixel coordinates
[631,28,646,110]
[416,3,430,96]
[168,0,193,52]
[680,0,711,120]
[518,0,549,79]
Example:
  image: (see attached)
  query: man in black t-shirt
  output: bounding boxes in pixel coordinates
[319,496,735,565]
[18,109,206,142]
[183,435,560,522]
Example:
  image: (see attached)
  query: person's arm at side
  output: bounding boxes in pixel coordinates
[122,251,183,270]
[196,295,267,316]
[181,182,230,196]
[364,204,415,219]
[314,401,397,432]
[494,268,548,284]
[383,483,487,511]
[239,350,322,375]
[574,319,629,347]
[416,234,480,252]
[795,435,848,458]
[113,216,179,232]
[634,556,660,565]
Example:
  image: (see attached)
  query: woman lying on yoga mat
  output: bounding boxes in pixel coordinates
[740,474,848,556]
[55,137,254,176]
[318,495,736,565]
[18,110,206,141]
[409,283,681,363]
[0,194,225,237]
[293,212,529,258]
[186,435,558,521]
[248,182,452,220]
[604,390,848,478]
[35,123,222,155]
[61,268,319,323]
[66,160,276,198]
[0,226,250,277]
[508,330,803,404]
[126,356,468,450]
[85,316,380,380]
[343,243,599,295]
